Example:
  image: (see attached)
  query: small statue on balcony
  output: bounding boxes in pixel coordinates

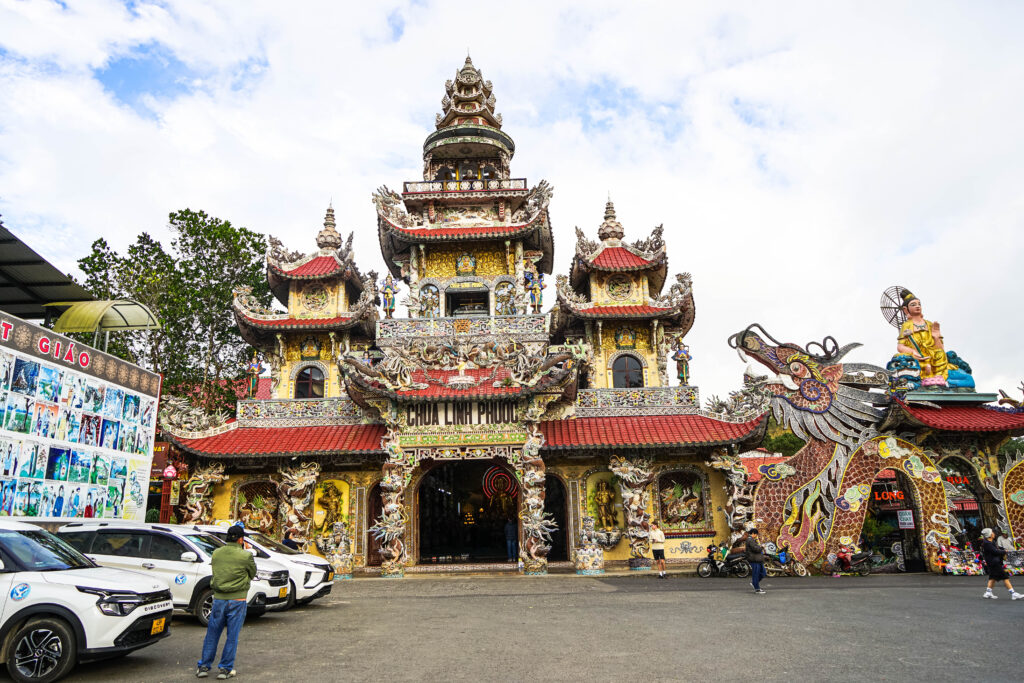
[671,337,692,385]
[380,274,400,319]
[524,263,544,314]
[245,351,264,398]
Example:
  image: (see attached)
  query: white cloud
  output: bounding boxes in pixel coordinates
[1,0,1023,400]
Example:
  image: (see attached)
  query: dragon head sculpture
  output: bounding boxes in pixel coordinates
[728,324,889,446]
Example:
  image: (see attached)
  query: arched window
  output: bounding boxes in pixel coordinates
[612,355,644,388]
[294,366,325,399]
[434,167,454,181]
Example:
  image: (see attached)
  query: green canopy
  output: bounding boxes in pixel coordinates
[46,299,161,334]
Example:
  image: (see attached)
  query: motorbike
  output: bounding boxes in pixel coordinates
[697,543,751,578]
[822,550,873,576]
[765,546,808,577]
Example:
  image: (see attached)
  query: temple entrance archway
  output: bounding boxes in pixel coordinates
[939,456,995,545]
[545,475,568,562]
[863,469,927,572]
[417,460,519,564]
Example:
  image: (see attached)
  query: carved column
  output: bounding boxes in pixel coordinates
[610,455,654,570]
[370,428,413,578]
[276,461,321,551]
[519,426,555,575]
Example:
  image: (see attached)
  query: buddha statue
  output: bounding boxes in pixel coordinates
[895,289,948,386]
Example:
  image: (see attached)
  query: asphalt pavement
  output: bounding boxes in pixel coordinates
[10,572,1022,682]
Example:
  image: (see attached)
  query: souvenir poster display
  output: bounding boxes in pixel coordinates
[0,348,156,521]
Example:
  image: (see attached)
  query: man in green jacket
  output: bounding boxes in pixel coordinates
[197,525,256,679]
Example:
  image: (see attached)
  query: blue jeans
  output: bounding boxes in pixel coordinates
[750,562,766,590]
[506,538,516,561]
[198,599,247,671]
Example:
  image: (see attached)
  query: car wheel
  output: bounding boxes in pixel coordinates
[195,589,214,627]
[286,580,296,609]
[5,617,77,683]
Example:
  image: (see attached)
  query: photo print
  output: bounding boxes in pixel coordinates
[0,478,15,515]
[109,456,127,480]
[102,386,124,420]
[36,365,62,403]
[0,437,19,477]
[13,480,31,516]
[100,419,120,450]
[49,483,67,517]
[121,393,140,423]
[79,414,101,446]
[90,453,110,486]
[0,390,7,419]
[105,479,123,517]
[4,393,34,433]
[18,442,44,479]
[0,350,13,390]
[118,424,136,453]
[140,398,155,428]
[69,449,92,483]
[65,410,82,443]
[31,401,58,439]
[83,380,104,414]
[89,485,107,519]
[46,446,71,481]
[10,358,39,396]
[65,484,85,518]
[66,376,87,410]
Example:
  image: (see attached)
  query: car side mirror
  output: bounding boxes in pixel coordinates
[180,551,199,562]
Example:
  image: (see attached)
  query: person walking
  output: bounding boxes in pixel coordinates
[650,522,667,578]
[746,528,767,594]
[196,525,257,679]
[980,528,1022,600]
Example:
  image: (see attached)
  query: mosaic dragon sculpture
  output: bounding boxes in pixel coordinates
[574,516,605,575]
[159,396,228,436]
[277,462,321,551]
[315,522,355,577]
[730,324,953,568]
[182,462,228,524]
[370,429,414,577]
[519,426,556,574]
[610,455,654,567]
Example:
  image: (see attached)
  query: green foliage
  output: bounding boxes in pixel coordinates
[75,210,271,414]
[999,437,1024,456]
[764,431,806,457]
[145,508,160,523]
[862,514,897,544]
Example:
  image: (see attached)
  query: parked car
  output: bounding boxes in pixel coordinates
[55,522,290,626]
[195,525,334,607]
[0,520,172,683]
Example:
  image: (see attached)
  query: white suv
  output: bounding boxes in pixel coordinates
[55,522,290,626]
[0,520,173,683]
[196,526,334,607]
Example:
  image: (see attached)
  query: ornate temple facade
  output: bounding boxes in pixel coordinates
[161,58,1024,577]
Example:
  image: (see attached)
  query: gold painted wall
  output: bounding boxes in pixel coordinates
[422,244,509,280]
[288,281,343,318]
[275,335,341,400]
[592,324,661,388]
[588,272,650,306]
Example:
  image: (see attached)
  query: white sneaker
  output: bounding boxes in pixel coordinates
[983,591,997,599]
[1012,592,1023,600]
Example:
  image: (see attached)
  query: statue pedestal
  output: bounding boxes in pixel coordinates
[629,557,653,571]
[522,558,548,575]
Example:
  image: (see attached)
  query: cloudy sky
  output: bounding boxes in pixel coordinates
[1,1,1022,401]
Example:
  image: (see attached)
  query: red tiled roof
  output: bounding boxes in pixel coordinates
[740,454,789,483]
[270,256,343,278]
[896,401,1024,432]
[387,224,528,239]
[574,304,674,318]
[237,314,352,329]
[540,413,766,449]
[167,424,386,457]
[590,246,654,270]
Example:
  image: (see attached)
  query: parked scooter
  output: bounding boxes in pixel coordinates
[822,550,873,576]
[765,544,809,577]
[697,542,751,578]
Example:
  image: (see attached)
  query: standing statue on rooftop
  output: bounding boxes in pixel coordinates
[381,274,400,319]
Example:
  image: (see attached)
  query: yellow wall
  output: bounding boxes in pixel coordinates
[275,335,342,399]
[593,323,661,388]
[287,281,344,318]
[588,272,650,306]
[422,244,509,280]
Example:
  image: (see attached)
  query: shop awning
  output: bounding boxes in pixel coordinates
[47,299,161,334]
[0,220,94,320]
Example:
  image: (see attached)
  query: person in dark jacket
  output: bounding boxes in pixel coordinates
[981,528,1023,600]
[745,528,767,594]
[281,528,300,551]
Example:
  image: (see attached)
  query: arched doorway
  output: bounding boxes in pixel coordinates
[366,482,383,567]
[418,460,518,564]
[939,457,991,546]
[863,469,926,572]
[545,475,568,562]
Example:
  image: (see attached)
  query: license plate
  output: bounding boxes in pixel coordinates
[327,572,334,581]
[150,618,165,635]
[278,587,288,598]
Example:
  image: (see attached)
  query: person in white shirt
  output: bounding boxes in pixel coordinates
[996,532,1016,553]
[650,522,667,578]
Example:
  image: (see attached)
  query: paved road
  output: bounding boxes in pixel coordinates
[8,572,1022,682]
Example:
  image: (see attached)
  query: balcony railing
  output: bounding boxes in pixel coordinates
[576,387,701,417]
[403,178,528,194]
[236,398,370,427]
[377,314,548,342]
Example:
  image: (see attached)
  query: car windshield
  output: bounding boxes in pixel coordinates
[185,533,224,557]
[250,532,301,555]
[0,529,94,571]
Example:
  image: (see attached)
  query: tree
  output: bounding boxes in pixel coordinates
[75,210,271,414]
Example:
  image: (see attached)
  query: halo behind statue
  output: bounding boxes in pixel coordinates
[880,286,908,328]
